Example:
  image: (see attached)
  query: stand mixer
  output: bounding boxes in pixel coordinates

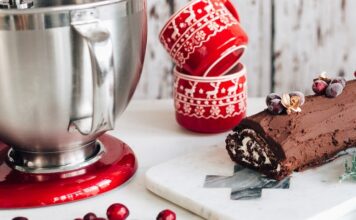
[0,0,147,208]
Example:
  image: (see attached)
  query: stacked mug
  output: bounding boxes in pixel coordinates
[160,0,248,133]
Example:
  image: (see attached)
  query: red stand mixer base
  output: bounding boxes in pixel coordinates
[0,135,137,209]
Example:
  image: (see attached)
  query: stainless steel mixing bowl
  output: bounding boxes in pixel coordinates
[0,0,147,173]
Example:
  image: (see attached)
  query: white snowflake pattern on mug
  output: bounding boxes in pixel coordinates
[238,100,246,110]
[175,52,185,65]
[195,30,207,42]
[207,21,220,32]
[183,103,192,113]
[226,104,235,115]
[210,106,221,116]
[195,106,205,116]
[184,41,195,52]
[220,15,230,25]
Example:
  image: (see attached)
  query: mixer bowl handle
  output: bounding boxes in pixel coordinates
[69,10,115,135]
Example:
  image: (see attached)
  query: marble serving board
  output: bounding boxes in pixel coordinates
[145,146,356,220]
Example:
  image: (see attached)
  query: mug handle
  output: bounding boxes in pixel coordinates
[221,0,240,22]
[69,10,115,135]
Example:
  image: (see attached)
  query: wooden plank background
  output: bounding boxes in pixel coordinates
[274,0,356,94]
[134,0,356,99]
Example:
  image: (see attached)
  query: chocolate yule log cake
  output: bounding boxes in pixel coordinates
[226,79,356,180]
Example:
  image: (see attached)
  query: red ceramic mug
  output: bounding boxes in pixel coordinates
[160,0,248,77]
[174,63,247,133]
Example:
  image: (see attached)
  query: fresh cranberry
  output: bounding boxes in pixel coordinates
[12,217,28,220]
[267,99,284,115]
[83,213,97,220]
[74,219,83,220]
[265,93,281,106]
[312,79,329,95]
[156,209,176,220]
[331,77,346,88]
[94,218,106,220]
[354,71,356,78]
[106,203,129,220]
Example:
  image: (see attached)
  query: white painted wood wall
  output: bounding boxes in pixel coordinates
[134,0,356,99]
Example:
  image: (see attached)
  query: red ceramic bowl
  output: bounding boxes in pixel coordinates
[173,63,247,133]
[160,0,248,77]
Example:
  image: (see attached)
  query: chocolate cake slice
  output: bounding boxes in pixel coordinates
[226,80,356,180]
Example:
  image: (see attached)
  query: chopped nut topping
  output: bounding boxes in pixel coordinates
[281,94,302,115]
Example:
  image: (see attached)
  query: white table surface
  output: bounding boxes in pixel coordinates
[0,98,265,220]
